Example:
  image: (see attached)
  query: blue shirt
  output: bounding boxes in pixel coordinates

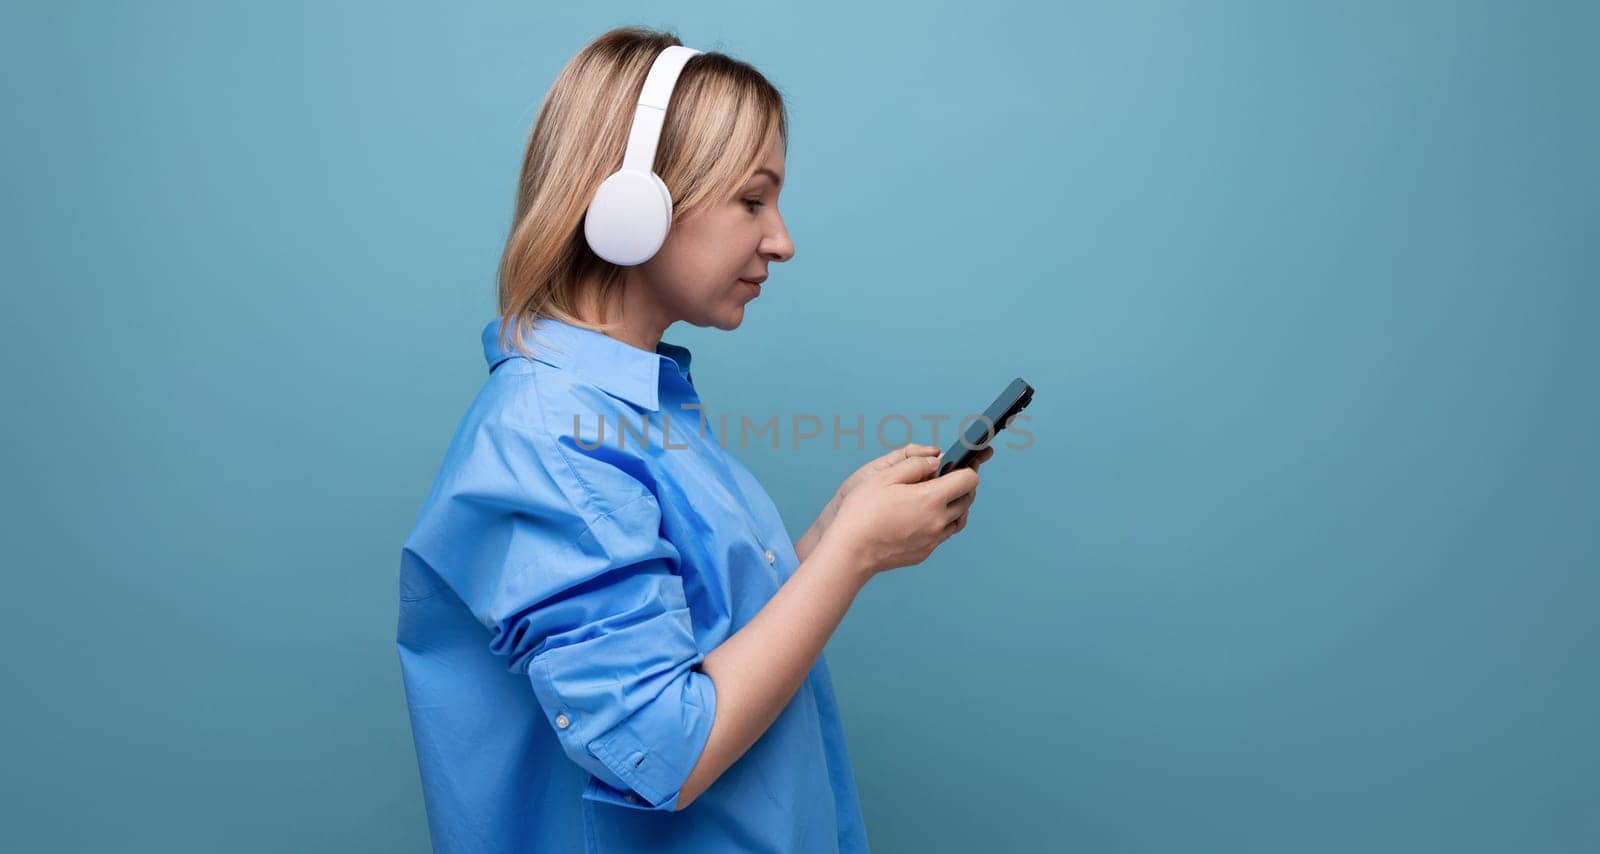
[396,315,871,853]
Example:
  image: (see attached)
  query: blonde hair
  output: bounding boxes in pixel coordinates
[494,26,789,359]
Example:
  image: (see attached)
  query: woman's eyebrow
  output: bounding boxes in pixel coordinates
[752,167,784,188]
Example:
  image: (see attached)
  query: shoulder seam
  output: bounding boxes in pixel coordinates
[525,367,601,525]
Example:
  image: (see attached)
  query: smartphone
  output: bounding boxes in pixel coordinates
[934,377,1034,478]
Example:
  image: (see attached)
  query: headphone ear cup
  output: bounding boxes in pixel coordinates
[583,169,674,266]
[650,171,673,221]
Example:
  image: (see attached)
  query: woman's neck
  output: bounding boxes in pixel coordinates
[572,271,672,353]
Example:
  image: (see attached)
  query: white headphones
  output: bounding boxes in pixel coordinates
[583,44,704,266]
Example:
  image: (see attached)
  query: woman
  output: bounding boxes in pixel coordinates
[396,27,988,853]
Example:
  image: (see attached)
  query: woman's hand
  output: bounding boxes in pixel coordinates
[795,443,996,562]
[795,444,933,562]
[813,449,986,585]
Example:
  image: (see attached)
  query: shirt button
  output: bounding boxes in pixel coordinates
[624,794,639,803]
[555,714,570,729]
[764,549,775,564]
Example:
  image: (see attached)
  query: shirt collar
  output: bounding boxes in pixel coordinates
[481,315,694,412]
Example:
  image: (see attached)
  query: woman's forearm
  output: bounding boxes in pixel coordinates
[793,493,839,563]
[793,519,822,563]
[675,535,868,810]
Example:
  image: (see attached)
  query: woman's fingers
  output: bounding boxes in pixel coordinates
[870,443,938,475]
[898,443,940,463]
[881,452,942,485]
[928,466,979,502]
[968,446,996,473]
[942,508,970,534]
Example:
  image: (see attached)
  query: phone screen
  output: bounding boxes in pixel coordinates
[935,377,1034,477]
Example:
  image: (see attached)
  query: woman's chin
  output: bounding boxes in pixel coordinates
[711,304,746,331]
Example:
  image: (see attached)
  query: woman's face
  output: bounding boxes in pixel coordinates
[638,133,794,331]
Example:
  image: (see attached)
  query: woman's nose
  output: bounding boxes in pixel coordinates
[763,220,795,262]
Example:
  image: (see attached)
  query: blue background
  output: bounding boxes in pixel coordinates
[3,1,1595,851]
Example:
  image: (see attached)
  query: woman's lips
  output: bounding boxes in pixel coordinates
[740,279,762,295]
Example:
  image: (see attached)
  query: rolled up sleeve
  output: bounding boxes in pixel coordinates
[505,490,717,811]
[416,412,712,813]
[407,406,717,812]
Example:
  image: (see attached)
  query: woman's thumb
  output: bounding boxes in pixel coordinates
[880,451,941,484]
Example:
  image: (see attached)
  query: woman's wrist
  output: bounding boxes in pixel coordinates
[806,522,874,592]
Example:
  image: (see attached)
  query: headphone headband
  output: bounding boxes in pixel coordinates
[621,45,702,173]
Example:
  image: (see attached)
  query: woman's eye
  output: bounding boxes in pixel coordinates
[742,198,764,212]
